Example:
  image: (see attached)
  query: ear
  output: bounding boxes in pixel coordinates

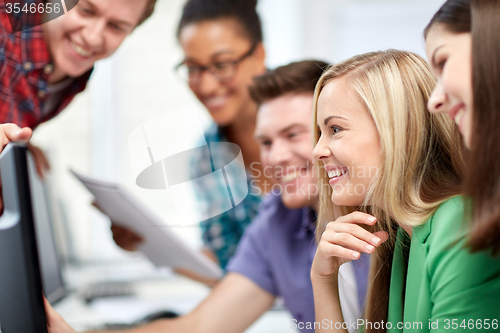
[253,42,267,72]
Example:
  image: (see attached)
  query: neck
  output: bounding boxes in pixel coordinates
[400,224,413,237]
[48,68,68,84]
[225,103,258,140]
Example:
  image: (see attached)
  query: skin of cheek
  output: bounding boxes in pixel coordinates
[44,14,127,78]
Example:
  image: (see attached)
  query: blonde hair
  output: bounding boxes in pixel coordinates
[312,50,465,332]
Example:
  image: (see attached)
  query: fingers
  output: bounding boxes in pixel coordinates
[373,231,389,243]
[1,124,32,149]
[335,211,378,226]
[321,212,388,258]
[320,240,362,262]
[322,228,376,257]
[111,224,144,251]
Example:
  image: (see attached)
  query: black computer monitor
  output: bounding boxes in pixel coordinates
[27,152,66,304]
[0,143,48,333]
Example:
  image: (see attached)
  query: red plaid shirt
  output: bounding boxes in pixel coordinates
[0,5,92,129]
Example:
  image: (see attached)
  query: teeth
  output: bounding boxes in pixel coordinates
[327,169,346,179]
[70,42,91,57]
[454,108,465,126]
[281,171,299,183]
[206,96,227,106]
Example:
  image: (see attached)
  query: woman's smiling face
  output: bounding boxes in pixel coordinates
[179,19,266,126]
[426,24,473,148]
[313,78,382,207]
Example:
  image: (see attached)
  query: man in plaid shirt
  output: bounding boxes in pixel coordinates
[0,0,156,175]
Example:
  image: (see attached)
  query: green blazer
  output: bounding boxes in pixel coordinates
[387,196,500,332]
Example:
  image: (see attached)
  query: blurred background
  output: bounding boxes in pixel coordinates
[31,0,446,266]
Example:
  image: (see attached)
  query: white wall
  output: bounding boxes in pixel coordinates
[259,0,446,67]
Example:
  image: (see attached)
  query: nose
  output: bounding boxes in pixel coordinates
[268,139,292,167]
[312,134,332,161]
[192,70,221,97]
[81,20,105,49]
[427,80,448,114]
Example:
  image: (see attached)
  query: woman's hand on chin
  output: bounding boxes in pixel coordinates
[311,211,388,283]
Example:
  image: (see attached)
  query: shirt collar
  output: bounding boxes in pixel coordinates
[412,212,433,243]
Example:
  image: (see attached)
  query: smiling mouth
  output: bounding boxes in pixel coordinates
[70,41,92,58]
[453,107,465,127]
[448,103,465,127]
[205,95,228,109]
[327,168,348,183]
[281,168,308,184]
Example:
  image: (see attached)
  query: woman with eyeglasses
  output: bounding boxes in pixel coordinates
[110,0,270,281]
[175,0,270,271]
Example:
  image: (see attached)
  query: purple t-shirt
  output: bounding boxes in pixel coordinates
[226,193,371,332]
[226,194,316,330]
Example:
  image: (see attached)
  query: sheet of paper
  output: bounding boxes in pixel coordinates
[71,170,223,280]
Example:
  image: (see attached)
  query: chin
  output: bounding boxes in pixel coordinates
[57,61,93,78]
[281,194,310,209]
[330,194,364,207]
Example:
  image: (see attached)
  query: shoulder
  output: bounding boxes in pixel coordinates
[423,197,500,313]
[421,196,468,252]
[245,192,305,237]
[430,196,466,238]
[425,195,500,273]
[248,193,284,230]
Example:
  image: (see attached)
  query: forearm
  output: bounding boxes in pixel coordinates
[85,274,274,333]
[85,316,196,333]
[312,274,348,333]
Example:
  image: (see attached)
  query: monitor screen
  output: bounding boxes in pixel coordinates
[0,144,49,333]
[27,153,65,304]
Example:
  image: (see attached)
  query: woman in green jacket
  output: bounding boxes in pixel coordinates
[310,49,500,333]
[425,0,500,254]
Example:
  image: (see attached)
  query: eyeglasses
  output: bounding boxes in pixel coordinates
[175,43,257,86]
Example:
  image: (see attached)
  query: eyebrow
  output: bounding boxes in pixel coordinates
[254,124,306,141]
[323,115,348,126]
[183,50,238,64]
[431,45,445,67]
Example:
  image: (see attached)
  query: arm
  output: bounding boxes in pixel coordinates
[311,212,388,333]
[47,273,275,333]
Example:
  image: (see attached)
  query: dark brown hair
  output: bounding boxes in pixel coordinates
[425,0,500,254]
[176,0,262,45]
[249,60,329,105]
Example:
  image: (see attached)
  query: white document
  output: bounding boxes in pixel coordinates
[71,170,223,280]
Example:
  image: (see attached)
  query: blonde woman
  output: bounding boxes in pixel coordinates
[311,50,500,333]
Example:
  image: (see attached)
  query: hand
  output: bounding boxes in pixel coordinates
[0,123,32,150]
[110,224,144,251]
[27,142,50,179]
[0,123,33,215]
[91,201,145,251]
[44,297,76,333]
[311,211,388,282]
